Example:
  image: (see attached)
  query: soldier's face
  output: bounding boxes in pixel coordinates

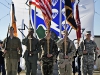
[0,43,3,47]
[9,29,14,35]
[86,34,91,38]
[46,32,51,37]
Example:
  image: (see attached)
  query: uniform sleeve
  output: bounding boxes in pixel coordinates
[22,37,28,46]
[57,38,64,48]
[68,41,76,59]
[18,38,23,57]
[33,39,42,55]
[2,38,7,49]
[93,41,98,61]
[52,41,58,56]
[78,41,84,55]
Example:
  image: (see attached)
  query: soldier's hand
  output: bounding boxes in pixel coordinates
[37,61,41,66]
[47,54,53,58]
[17,47,20,51]
[64,55,68,59]
[27,31,33,37]
[4,50,7,54]
[29,51,33,54]
[94,61,96,65]
[83,50,87,54]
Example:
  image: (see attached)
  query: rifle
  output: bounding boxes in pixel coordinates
[2,24,10,57]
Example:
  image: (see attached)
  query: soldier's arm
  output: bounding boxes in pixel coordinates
[18,38,23,57]
[78,41,84,55]
[68,41,76,59]
[57,38,64,48]
[52,41,58,56]
[93,41,98,61]
[33,39,42,55]
[2,38,7,49]
[22,37,28,45]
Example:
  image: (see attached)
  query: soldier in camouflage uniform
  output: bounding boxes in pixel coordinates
[57,30,76,75]
[40,30,58,75]
[79,31,97,75]
[22,28,41,75]
[3,26,22,75]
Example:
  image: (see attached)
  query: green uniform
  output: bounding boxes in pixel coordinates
[79,39,97,75]
[22,37,41,75]
[40,38,58,75]
[57,38,76,75]
[3,36,22,75]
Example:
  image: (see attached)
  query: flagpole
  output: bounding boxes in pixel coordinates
[59,0,62,38]
[29,1,32,56]
[34,6,36,38]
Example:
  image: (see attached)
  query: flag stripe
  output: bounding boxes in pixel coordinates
[29,1,40,8]
[39,0,52,19]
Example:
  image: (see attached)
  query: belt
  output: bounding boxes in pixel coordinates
[83,53,94,55]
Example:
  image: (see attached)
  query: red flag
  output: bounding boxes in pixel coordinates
[12,3,17,37]
[76,3,81,42]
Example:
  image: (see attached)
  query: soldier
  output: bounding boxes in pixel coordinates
[79,31,97,75]
[0,40,6,75]
[2,26,22,75]
[57,30,76,75]
[40,30,58,75]
[22,28,41,75]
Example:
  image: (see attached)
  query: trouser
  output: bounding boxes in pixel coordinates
[77,57,81,75]
[59,64,72,75]
[17,61,22,74]
[82,61,94,75]
[72,56,76,75]
[25,57,37,75]
[0,64,6,75]
[41,60,53,75]
[5,58,18,75]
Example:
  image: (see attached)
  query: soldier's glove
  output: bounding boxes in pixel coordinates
[98,55,100,58]
[29,51,34,54]
[83,50,87,54]
[27,31,33,37]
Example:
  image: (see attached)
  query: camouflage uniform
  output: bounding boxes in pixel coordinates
[79,39,97,75]
[57,37,76,75]
[40,38,58,75]
[22,36,41,75]
[3,36,22,75]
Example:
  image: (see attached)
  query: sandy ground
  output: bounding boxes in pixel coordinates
[19,71,100,75]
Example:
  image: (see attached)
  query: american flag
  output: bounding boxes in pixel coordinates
[29,0,40,8]
[38,0,52,28]
[29,0,52,28]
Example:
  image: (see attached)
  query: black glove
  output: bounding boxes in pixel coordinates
[98,55,100,58]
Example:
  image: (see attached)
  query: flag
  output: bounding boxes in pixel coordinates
[37,0,52,29]
[11,3,17,37]
[76,3,81,42]
[29,0,40,8]
[65,0,77,30]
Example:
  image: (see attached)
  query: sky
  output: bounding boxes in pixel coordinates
[0,0,100,40]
